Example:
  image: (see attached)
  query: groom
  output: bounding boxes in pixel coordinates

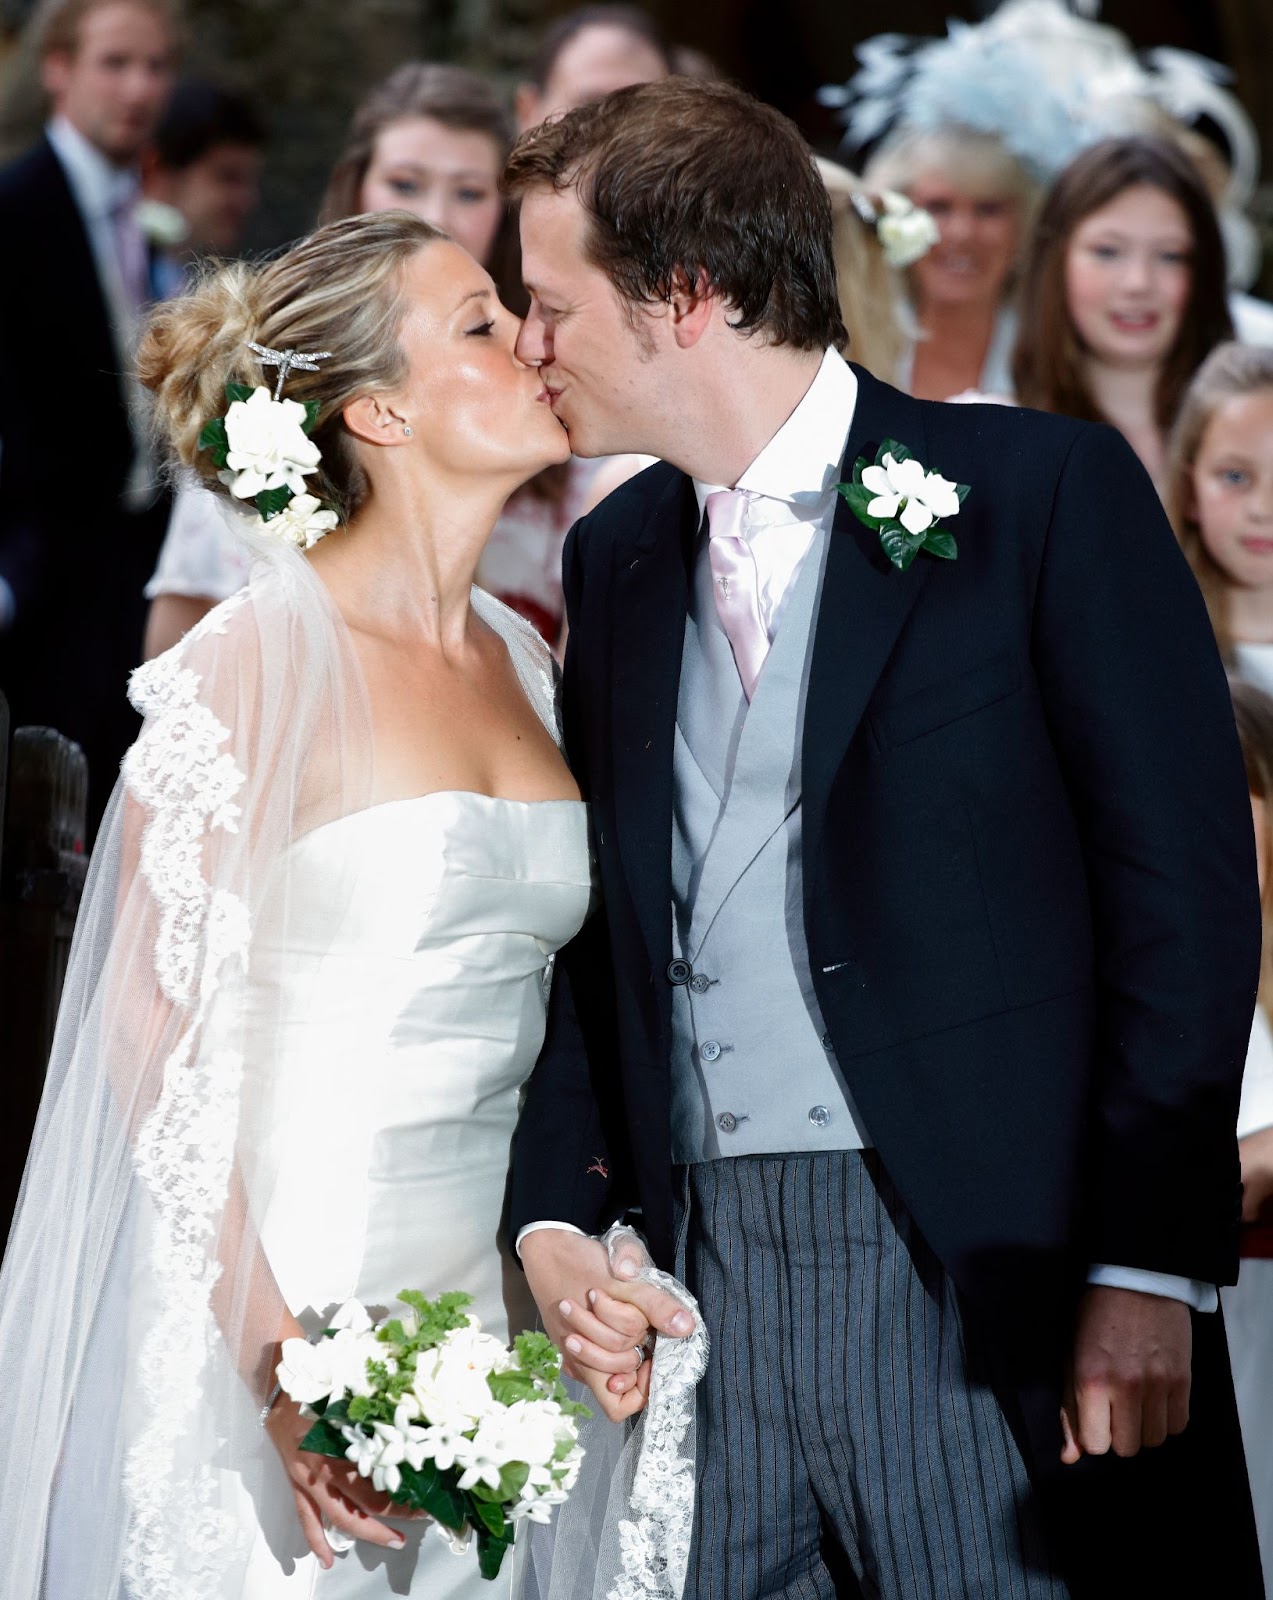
[506,80,1262,1596]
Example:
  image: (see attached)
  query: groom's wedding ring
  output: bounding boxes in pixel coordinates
[633,1343,649,1370]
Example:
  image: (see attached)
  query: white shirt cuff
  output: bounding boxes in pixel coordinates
[515,1220,586,1260]
[1087,1264,1219,1313]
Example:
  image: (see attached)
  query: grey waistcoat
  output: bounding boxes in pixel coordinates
[669,527,870,1163]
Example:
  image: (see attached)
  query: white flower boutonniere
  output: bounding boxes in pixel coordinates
[134,197,189,248]
[837,439,969,572]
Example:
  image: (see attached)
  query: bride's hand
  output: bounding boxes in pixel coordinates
[266,1394,422,1569]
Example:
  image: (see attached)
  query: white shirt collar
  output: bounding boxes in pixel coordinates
[46,116,138,222]
[693,347,858,521]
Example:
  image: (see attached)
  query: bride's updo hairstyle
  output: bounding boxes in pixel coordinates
[138,211,442,521]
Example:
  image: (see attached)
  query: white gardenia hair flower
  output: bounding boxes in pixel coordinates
[874,190,941,268]
[861,452,961,534]
[222,386,322,500]
[265,492,340,549]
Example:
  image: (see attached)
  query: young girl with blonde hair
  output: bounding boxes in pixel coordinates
[1166,341,1273,688]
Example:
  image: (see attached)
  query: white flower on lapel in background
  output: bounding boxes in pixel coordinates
[134,197,189,248]
[222,386,321,500]
[861,452,962,534]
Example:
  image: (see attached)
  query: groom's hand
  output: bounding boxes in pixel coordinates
[1060,1285,1192,1464]
[520,1228,693,1422]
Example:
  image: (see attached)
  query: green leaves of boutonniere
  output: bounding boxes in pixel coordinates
[836,438,970,573]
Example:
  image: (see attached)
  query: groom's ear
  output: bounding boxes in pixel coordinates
[667,267,716,350]
[342,393,409,448]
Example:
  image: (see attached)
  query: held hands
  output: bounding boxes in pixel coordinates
[266,1316,424,1568]
[1060,1286,1191,1465]
[520,1228,693,1422]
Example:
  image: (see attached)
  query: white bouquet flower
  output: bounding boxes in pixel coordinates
[276,1290,587,1578]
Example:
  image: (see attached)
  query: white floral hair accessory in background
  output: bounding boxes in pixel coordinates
[197,343,339,549]
[850,189,941,269]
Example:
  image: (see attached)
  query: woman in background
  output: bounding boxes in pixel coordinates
[815,157,932,383]
[1013,135,1232,494]
[864,124,1035,400]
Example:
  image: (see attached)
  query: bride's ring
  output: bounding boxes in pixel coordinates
[633,1343,649,1370]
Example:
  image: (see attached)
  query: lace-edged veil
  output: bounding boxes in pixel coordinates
[0,529,558,1598]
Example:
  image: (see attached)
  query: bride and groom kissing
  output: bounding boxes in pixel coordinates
[0,77,1262,1600]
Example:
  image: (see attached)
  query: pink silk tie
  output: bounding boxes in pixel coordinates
[112,196,149,314]
[706,489,770,701]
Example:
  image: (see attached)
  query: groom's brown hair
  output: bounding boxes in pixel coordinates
[504,78,846,352]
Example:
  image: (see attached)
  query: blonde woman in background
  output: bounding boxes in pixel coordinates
[815,156,923,382]
[864,125,1037,400]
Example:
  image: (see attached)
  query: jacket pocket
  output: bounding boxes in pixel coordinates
[871,650,1022,750]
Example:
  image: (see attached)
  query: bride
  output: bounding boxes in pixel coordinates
[0,211,594,1598]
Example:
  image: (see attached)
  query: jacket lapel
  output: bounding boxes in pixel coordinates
[611,471,697,978]
[802,367,932,869]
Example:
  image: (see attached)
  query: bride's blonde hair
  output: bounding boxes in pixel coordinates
[138,211,443,522]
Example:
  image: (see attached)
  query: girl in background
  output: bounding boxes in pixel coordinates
[1013,135,1232,494]
[1166,342,1273,693]
[1223,678,1273,1599]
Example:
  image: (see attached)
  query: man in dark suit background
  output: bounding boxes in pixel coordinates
[0,0,176,838]
[505,80,1263,1595]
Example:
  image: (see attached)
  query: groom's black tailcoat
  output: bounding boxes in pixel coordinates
[511,368,1262,1592]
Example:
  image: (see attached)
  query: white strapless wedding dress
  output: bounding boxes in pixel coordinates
[228,790,593,1599]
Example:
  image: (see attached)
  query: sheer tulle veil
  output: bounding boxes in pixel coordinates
[0,526,557,1598]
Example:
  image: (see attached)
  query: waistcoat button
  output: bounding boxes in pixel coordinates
[689,973,712,994]
[716,1111,738,1134]
[666,959,693,985]
[808,1104,831,1128]
[821,1031,833,1050]
[700,1040,722,1063]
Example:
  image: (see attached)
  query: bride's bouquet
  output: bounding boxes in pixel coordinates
[276,1290,588,1578]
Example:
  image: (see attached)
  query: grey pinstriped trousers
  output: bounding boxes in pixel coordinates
[678,1152,1069,1600]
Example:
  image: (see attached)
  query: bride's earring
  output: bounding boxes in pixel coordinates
[402,425,413,437]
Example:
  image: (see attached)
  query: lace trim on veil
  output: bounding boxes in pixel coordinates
[119,598,255,1595]
[606,1266,708,1600]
